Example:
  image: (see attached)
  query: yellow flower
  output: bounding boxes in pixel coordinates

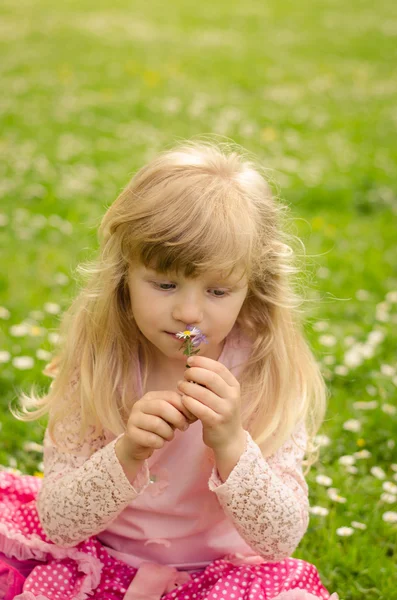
[34,471,44,478]
[356,439,366,447]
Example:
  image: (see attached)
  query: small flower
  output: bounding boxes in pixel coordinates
[353,401,378,410]
[336,526,354,537]
[175,326,201,340]
[339,455,356,466]
[0,351,11,364]
[354,449,371,459]
[316,474,333,487]
[382,403,396,416]
[314,434,331,447]
[346,465,358,474]
[371,466,386,480]
[343,419,361,432]
[382,481,397,494]
[0,307,10,319]
[309,506,329,516]
[380,493,397,504]
[351,521,367,530]
[44,302,61,315]
[12,356,34,370]
[382,511,397,523]
[176,325,208,365]
[327,488,347,503]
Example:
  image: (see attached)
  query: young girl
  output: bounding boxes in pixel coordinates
[0,139,339,600]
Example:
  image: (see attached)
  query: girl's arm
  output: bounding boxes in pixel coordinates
[36,408,150,547]
[208,420,309,562]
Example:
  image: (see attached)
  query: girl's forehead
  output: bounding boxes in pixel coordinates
[139,263,247,285]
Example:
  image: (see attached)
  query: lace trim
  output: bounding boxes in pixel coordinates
[208,424,309,561]
[37,431,150,547]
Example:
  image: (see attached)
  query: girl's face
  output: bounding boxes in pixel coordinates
[127,263,249,368]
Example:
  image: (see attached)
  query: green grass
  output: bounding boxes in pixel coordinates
[0,0,396,598]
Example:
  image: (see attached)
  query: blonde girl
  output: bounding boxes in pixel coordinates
[0,138,338,600]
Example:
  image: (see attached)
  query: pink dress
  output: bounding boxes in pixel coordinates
[0,325,339,600]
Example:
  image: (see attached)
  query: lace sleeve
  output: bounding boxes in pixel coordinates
[208,421,309,561]
[36,402,150,547]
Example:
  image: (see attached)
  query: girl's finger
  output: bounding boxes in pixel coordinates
[181,395,217,424]
[186,356,238,387]
[183,367,230,398]
[177,380,222,414]
[135,413,176,440]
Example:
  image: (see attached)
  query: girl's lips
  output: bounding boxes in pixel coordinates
[165,332,179,339]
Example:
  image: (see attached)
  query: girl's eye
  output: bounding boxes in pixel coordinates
[152,282,228,297]
[155,283,175,290]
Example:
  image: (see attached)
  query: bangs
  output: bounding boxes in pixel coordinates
[124,174,255,282]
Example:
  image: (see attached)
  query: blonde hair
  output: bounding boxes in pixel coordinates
[12,137,328,472]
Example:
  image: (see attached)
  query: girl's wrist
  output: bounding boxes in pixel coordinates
[212,429,247,482]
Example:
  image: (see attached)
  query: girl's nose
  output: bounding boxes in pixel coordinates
[172,302,203,326]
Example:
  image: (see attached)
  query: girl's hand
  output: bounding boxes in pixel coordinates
[177,356,245,453]
[123,391,193,461]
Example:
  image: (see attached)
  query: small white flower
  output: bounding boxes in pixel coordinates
[346,465,358,474]
[0,350,11,363]
[12,356,34,370]
[343,419,361,432]
[382,403,396,416]
[316,474,333,486]
[339,455,356,466]
[323,355,336,365]
[336,526,354,537]
[352,400,378,410]
[327,488,347,503]
[36,349,52,361]
[44,302,61,315]
[354,449,371,459]
[0,307,10,319]
[10,323,30,337]
[366,385,378,396]
[314,434,331,447]
[382,481,397,494]
[382,511,397,523]
[367,330,385,345]
[23,442,43,453]
[386,291,397,303]
[319,334,337,347]
[380,493,397,504]
[48,332,60,345]
[391,464,397,472]
[335,365,348,375]
[388,440,396,450]
[312,321,329,332]
[351,521,366,530]
[370,466,386,479]
[54,273,69,286]
[344,348,364,368]
[380,364,396,377]
[309,506,329,516]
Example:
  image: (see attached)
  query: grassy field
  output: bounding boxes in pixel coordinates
[0,0,396,598]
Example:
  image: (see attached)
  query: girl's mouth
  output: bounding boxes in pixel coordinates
[165,332,179,340]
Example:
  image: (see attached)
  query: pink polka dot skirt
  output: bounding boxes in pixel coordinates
[0,472,339,600]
